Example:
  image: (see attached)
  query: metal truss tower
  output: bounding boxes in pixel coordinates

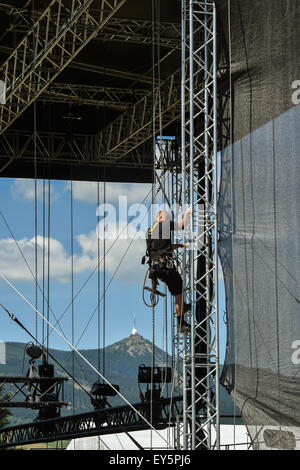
[180,0,220,450]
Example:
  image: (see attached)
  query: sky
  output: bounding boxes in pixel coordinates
[0,176,227,362]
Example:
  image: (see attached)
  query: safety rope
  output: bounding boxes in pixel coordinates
[97,181,101,377]
[70,179,75,413]
[32,0,38,344]
[46,180,51,357]
[103,174,106,382]
[150,0,157,447]
[142,268,159,308]
[42,180,46,347]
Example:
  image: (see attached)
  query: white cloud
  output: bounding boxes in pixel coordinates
[10,178,58,202]
[64,181,152,205]
[0,228,147,284]
[0,235,91,283]
[4,179,151,285]
[76,228,146,283]
[10,179,151,207]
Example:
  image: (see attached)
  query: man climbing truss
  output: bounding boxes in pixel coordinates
[145,208,191,334]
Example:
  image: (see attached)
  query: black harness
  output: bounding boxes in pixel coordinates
[142,221,175,279]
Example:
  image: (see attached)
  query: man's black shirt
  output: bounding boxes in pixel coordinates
[146,219,175,258]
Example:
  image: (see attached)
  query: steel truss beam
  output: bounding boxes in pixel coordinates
[8,15,181,50]
[0,129,153,170]
[39,83,148,110]
[0,0,128,135]
[69,61,156,84]
[0,396,183,449]
[181,0,219,450]
[98,18,181,49]
[0,49,156,84]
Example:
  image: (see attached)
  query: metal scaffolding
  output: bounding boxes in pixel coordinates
[180,0,219,450]
[0,0,128,135]
[0,0,221,451]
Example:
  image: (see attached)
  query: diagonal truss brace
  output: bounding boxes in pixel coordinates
[0,0,128,135]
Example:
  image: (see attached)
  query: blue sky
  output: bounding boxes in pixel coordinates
[0,177,227,362]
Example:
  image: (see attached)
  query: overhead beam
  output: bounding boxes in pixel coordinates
[96,67,181,162]
[0,128,154,183]
[69,61,155,85]
[83,17,181,49]
[0,129,153,167]
[0,0,128,135]
[4,14,181,50]
[36,83,148,110]
[0,49,156,84]
[0,3,15,13]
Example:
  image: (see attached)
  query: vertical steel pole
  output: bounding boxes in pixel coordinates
[181,0,188,451]
[213,3,220,450]
[189,0,196,451]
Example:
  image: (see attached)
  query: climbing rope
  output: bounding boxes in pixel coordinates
[70,179,75,413]
[97,181,101,377]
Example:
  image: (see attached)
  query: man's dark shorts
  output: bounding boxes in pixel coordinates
[149,261,183,296]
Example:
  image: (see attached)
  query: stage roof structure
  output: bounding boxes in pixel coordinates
[0,0,182,183]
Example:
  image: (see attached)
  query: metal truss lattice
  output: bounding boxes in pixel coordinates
[0,396,183,449]
[180,0,220,450]
[96,68,181,162]
[0,0,127,135]
[0,129,153,171]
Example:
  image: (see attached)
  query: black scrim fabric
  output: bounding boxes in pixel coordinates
[217,0,300,450]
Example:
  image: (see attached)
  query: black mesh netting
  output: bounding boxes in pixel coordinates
[217,0,300,450]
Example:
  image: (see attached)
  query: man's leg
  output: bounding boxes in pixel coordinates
[171,272,190,332]
[175,293,183,318]
[159,268,190,332]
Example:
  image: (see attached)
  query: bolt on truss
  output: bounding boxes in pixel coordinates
[180,1,219,450]
[0,0,128,135]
